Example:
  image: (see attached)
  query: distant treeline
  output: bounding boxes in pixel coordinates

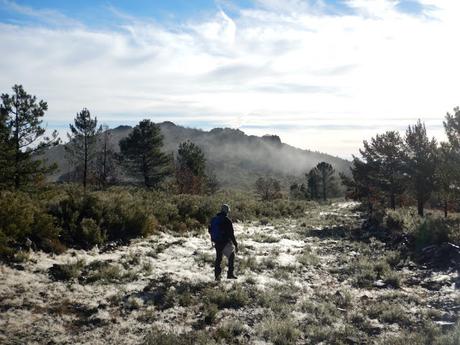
[341,112,460,217]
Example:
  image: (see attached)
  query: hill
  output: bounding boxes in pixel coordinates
[41,122,350,189]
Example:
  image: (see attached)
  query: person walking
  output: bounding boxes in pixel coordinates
[209,204,238,281]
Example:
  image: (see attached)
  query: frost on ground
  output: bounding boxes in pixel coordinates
[0,202,459,345]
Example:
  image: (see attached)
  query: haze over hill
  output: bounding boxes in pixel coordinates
[42,122,350,189]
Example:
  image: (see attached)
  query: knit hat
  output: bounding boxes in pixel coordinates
[221,204,230,214]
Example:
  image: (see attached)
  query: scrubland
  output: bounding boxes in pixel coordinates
[1,200,459,344]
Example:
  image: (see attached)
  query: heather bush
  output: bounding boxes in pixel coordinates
[383,207,460,247]
[1,185,314,259]
[0,191,60,258]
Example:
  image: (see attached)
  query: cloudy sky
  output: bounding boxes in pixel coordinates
[1,0,459,158]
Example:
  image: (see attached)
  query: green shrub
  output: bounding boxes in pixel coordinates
[48,259,86,281]
[259,317,300,345]
[0,191,60,259]
[367,302,411,327]
[204,284,250,309]
[415,218,450,249]
[298,247,320,267]
[144,328,214,345]
[215,320,245,341]
[83,262,124,284]
[203,303,218,325]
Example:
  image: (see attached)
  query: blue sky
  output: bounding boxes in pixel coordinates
[0,1,350,23]
[0,0,429,27]
[0,0,456,158]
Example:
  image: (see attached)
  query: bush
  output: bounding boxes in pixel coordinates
[259,317,300,345]
[415,218,450,249]
[0,191,60,259]
[215,320,245,341]
[48,259,86,281]
[1,185,315,259]
[204,284,250,309]
[144,328,214,345]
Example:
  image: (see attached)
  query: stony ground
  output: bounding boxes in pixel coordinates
[0,202,458,345]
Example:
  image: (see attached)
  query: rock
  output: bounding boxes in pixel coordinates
[373,280,387,288]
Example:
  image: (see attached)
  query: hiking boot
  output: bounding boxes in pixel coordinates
[227,274,238,279]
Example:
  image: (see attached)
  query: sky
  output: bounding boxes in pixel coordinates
[0,0,459,159]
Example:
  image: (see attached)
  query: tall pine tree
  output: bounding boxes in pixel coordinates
[359,131,406,209]
[119,119,171,187]
[316,162,336,201]
[176,141,207,194]
[0,85,59,189]
[435,142,458,217]
[443,107,460,149]
[65,108,102,191]
[404,120,437,216]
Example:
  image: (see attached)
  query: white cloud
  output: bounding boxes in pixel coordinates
[0,0,459,158]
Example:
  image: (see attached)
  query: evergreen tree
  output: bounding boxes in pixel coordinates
[119,119,171,187]
[443,107,460,149]
[316,162,335,201]
[176,141,206,194]
[306,168,320,200]
[65,108,102,191]
[359,131,406,209]
[404,120,437,216]
[340,157,378,214]
[435,142,459,217]
[0,85,59,189]
[0,106,12,186]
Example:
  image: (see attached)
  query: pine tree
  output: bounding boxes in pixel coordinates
[359,131,406,209]
[316,162,336,201]
[119,119,171,187]
[65,108,102,191]
[435,142,458,217]
[443,107,460,149]
[176,141,207,194]
[306,168,320,200]
[0,85,59,189]
[0,106,13,186]
[404,120,437,216]
[340,156,378,214]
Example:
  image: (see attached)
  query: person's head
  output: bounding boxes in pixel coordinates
[221,204,230,215]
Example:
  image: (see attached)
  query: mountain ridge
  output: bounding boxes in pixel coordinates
[41,122,351,189]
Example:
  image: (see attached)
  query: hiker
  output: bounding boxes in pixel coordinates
[209,204,238,281]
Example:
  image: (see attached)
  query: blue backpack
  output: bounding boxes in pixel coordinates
[210,215,224,242]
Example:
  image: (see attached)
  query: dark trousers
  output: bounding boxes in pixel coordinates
[214,242,234,278]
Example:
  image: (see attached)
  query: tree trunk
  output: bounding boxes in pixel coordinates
[390,193,396,210]
[417,199,424,217]
[83,135,88,193]
[444,200,448,218]
[142,155,149,187]
[14,101,20,189]
[322,175,327,201]
[102,138,107,188]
